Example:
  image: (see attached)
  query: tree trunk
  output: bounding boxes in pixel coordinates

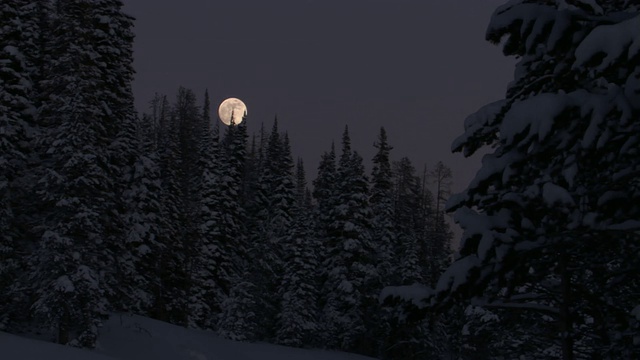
[57,306,69,345]
[559,250,573,360]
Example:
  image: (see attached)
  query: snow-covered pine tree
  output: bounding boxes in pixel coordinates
[369,127,397,286]
[294,158,308,209]
[188,90,227,329]
[0,0,40,330]
[216,275,258,342]
[95,0,138,314]
[216,117,256,339]
[274,133,296,232]
[431,1,640,357]
[392,157,425,285]
[29,0,134,347]
[153,110,189,325]
[311,143,337,346]
[245,119,296,340]
[379,157,452,359]
[321,126,379,355]
[174,88,202,292]
[118,113,165,314]
[426,161,453,286]
[242,128,263,235]
[312,142,337,247]
[217,117,248,279]
[275,159,320,347]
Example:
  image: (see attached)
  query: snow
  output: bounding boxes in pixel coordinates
[436,254,481,294]
[0,332,116,360]
[55,275,75,293]
[607,220,640,231]
[451,99,506,154]
[561,160,578,188]
[573,14,640,72]
[487,2,570,53]
[557,0,603,14]
[379,283,432,308]
[624,70,640,109]
[501,93,569,144]
[541,182,574,206]
[597,190,626,206]
[0,314,377,360]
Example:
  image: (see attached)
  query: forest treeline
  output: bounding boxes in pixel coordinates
[0,0,454,358]
[3,0,640,359]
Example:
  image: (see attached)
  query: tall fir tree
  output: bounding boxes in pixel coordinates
[275,158,320,347]
[154,111,189,325]
[246,119,297,339]
[118,113,164,314]
[369,127,397,286]
[428,1,640,357]
[322,126,379,354]
[0,0,40,329]
[29,0,135,347]
[216,117,256,339]
[392,157,425,285]
[188,90,227,329]
[426,161,453,286]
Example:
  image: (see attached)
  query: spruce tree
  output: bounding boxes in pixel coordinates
[312,143,337,246]
[0,0,39,330]
[370,127,397,286]
[28,0,135,346]
[154,111,189,325]
[429,1,640,357]
[322,126,379,354]
[118,113,164,314]
[189,91,227,329]
[275,159,320,346]
[216,117,255,339]
[392,157,425,285]
[426,161,453,286]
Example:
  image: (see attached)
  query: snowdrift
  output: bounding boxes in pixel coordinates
[0,314,377,360]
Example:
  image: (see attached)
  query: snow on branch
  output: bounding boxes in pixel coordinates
[451,99,506,155]
[573,14,640,73]
[379,284,433,309]
[487,2,573,55]
[471,298,560,316]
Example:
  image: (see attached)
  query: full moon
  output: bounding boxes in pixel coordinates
[218,98,247,126]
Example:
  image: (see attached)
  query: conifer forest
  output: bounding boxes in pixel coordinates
[1,0,639,359]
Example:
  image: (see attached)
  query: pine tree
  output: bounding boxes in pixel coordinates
[154,111,189,325]
[294,158,308,209]
[275,159,320,347]
[27,0,136,347]
[118,113,164,314]
[0,0,39,330]
[216,117,255,339]
[431,1,640,357]
[369,127,397,285]
[322,126,379,354]
[174,88,202,280]
[426,161,453,286]
[392,157,424,285]
[312,142,337,246]
[188,90,227,329]
[100,0,139,314]
[216,276,258,342]
[245,119,296,339]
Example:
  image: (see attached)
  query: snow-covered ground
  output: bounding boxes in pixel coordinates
[0,315,377,360]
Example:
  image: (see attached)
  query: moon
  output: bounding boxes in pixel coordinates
[218,98,247,126]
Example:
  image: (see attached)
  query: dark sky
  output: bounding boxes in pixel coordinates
[121,0,515,195]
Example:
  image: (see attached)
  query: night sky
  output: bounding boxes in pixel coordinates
[121,0,515,195]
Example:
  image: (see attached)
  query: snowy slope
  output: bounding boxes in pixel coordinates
[0,314,377,360]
